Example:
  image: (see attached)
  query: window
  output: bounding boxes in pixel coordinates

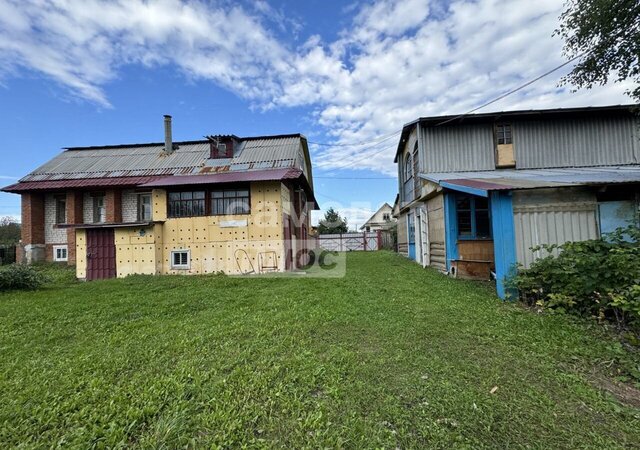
[168,191,206,217]
[137,193,152,221]
[171,250,190,269]
[383,212,391,221]
[456,194,491,239]
[92,194,105,223]
[496,123,512,145]
[211,189,250,215]
[403,152,414,202]
[53,245,68,262]
[54,195,66,224]
[218,143,227,153]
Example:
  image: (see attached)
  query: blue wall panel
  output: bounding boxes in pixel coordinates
[490,191,517,299]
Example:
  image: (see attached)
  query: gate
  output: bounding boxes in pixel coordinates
[86,228,116,280]
[316,232,380,252]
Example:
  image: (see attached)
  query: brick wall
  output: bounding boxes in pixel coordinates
[21,193,45,245]
[122,190,138,222]
[20,193,45,263]
[106,189,122,223]
[44,193,67,245]
[83,193,94,223]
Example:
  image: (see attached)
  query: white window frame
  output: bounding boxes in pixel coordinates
[171,249,191,270]
[53,245,68,262]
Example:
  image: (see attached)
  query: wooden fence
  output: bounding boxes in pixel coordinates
[316,230,396,252]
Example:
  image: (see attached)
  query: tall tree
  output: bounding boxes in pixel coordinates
[556,0,640,101]
[317,207,348,234]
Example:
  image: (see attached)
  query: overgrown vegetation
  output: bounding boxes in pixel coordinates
[0,264,49,291]
[513,226,640,335]
[0,252,639,448]
[0,216,20,245]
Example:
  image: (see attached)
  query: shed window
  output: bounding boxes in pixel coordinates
[211,189,250,215]
[496,124,512,145]
[137,193,152,221]
[55,195,66,224]
[168,191,206,217]
[171,250,190,269]
[456,195,491,239]
[92,194,105,223]
[53,245,68,262]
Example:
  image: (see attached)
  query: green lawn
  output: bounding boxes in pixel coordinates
[1,252,639,448]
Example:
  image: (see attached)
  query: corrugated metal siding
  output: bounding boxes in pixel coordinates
[422,125,494,173]
[515,117,640,169]
[513,189,599,268]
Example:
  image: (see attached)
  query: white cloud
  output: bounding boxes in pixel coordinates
[0,0,634,174]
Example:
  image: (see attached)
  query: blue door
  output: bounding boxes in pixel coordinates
[407,212,416,260]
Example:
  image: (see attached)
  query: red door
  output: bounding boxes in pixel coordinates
[86,228,116,280]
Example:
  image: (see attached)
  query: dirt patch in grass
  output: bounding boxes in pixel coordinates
[592,375,640,408]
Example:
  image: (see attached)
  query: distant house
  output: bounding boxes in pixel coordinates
[394,105,640,298]
[360,203,395,231]
[2,116,318,279]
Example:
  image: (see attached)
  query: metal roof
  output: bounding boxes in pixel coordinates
[20,135,306,182]
[421,165,640,192]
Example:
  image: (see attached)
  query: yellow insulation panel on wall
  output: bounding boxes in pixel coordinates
[160,181,284,275]
[115,226,157,277]
[75,229,87,279]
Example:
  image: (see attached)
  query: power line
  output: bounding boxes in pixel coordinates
[315,176,396,180]
[307,130,401,147]
[436,51,588,126]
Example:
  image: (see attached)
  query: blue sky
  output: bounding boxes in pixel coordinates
[0,0,633,228]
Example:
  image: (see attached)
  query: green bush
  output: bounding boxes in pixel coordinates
[0,264,49,292]
[512,226,640,331]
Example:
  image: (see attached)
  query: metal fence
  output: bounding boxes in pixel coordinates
[0,245,16,265]
[316,230,396,252]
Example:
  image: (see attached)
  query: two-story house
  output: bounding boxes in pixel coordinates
[395,105,640,298]
[359,203,395,232]
[2,116,317,280]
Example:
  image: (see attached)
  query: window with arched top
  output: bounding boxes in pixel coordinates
[403,151,414,202]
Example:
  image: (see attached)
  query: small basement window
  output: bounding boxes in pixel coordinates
[53,245,68,262]
[171,250,190,269]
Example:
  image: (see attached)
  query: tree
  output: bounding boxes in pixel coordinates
[317,207,348,234]
[555,0,640,101]
[0,216,21,245]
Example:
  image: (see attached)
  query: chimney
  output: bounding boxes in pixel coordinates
[164,115,173,153]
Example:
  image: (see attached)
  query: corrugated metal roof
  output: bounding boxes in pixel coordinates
[139,168,303,187]
[18,135,306,182]
[421,165,640,191]
[2,176,163,192]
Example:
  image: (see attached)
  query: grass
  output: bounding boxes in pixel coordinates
[1,251,639,448]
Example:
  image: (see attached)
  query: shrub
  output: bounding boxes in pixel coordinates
[0,264,49,292]
[512,225,640,331]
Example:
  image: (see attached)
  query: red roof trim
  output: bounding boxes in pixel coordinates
[1,176,165,193]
